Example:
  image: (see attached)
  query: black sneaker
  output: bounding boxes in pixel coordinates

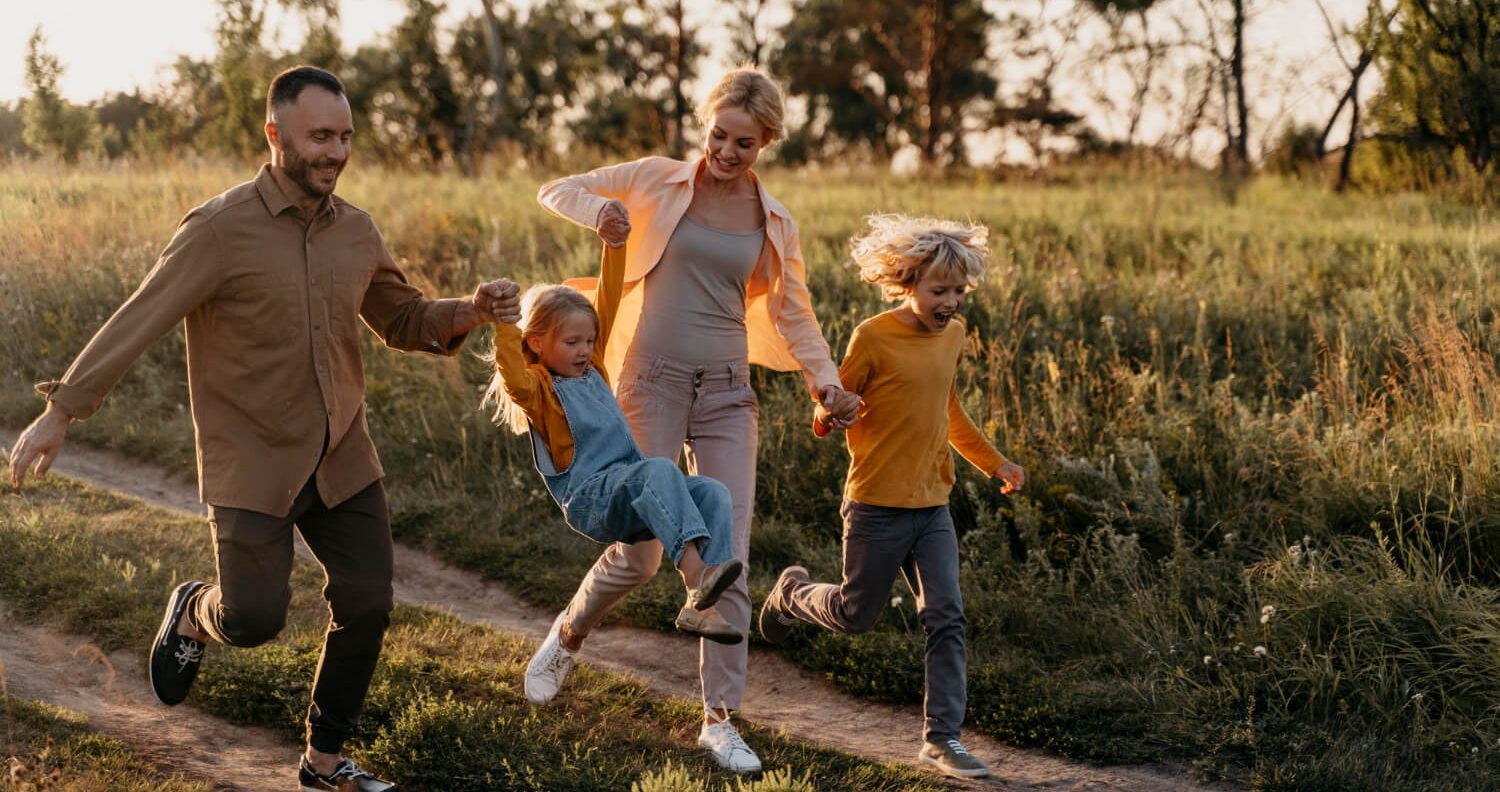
[757,565,809,644]
[148,580,207,706]
[299,756,398,791]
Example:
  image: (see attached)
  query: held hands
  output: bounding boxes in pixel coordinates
[471,278,522,325]
[596,200,631,248]
[8,403,71,489]
[995,461,1025,495]
[816,385,861,431]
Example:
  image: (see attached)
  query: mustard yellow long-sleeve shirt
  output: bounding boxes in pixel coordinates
[823,311,1010,508]
[493,244,625,471]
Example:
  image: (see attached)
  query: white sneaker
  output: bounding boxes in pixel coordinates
[524,612,577,705]
[698,710,763,773]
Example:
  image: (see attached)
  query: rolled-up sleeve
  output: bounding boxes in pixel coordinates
[36,211,223,419]
[537,157,668,231]
[360,228,469,356]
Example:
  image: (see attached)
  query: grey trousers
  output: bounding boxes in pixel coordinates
[782,500,967,742]
[188,478,394,755]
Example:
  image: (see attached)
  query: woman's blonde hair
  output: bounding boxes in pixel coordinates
[696,67,785,144]
[482,284,598,434]
[850,214,990,300]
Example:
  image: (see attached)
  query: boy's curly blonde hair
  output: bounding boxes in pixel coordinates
[850,214,989,300]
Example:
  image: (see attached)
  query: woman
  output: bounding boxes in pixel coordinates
[525,68,860,773]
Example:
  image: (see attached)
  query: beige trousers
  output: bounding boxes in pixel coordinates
[562,353,758,711]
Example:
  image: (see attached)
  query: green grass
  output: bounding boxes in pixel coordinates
[0,476,943,792]
[4,159,1500,787]
[0,696,211,791]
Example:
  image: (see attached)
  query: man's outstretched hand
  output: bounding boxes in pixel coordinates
[470,278,522,325]
[9,403,72,489]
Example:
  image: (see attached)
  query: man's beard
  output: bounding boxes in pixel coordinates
[282,141,343,198]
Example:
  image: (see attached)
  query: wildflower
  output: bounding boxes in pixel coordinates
[1253,645,1267,658]
[1260,605,1276,624]
[891,596,904,608]
[1223,532,1236,543]
[1203,655,1214,666]
[1287,543,1303,562]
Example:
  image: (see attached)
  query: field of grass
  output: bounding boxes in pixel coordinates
[3,158,1500,788]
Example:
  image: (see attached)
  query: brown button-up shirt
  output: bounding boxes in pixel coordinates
[37,164,470,517]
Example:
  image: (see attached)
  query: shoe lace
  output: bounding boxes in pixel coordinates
[706,708,753,757]
[944,739,971,756]
[543,643,574,675]
[173,638,203,671]
[331,759,374,780]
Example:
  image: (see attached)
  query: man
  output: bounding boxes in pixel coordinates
[8,65,518,792]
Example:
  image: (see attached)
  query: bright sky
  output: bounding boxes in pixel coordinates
[0,0,1368,155]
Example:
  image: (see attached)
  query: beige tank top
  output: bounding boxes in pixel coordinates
[631,215,765,364]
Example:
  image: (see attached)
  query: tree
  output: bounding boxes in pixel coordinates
[450,0,603,161]
[1374,0,1500,174]
[214,0,275,157]
[772,0,995,167]
[391,0,465,165]
[570,2,689,156]
[1313,0,1396,190]
[726,0,773,68]
[1083,0,1166,147]
[21,27,99,163]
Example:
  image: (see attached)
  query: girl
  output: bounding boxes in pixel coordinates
[756,214,1026,780]
[485,244,745,706]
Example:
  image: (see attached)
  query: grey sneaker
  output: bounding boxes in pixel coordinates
[918,738,991,779]
[675,604,743,645]
[757,565,809,644]
[687,559,743,611]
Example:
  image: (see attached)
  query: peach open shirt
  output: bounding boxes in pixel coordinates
[536,156,841,395]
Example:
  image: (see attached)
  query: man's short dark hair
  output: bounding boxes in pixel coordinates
[266,66,345,122]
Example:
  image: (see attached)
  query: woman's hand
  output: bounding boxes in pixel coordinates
[596,200,632,248]
[817,385,861,429]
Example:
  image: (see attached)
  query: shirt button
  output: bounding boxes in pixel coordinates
[318,364,328,373]
[313,323,321,330]
[310,276,319,285]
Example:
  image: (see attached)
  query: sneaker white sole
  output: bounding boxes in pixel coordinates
[918,751,991,779]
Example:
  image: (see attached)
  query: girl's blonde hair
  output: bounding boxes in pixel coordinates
[850,214,990,300]
[482,283,598,434]
[696,67,785,144]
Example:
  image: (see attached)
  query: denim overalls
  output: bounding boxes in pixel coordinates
[529,367,733,567]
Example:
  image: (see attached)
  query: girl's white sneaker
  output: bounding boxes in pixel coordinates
[524,612,577,704]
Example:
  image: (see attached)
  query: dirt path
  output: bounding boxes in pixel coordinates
[0,608,292,790]
[1,429,1233,790]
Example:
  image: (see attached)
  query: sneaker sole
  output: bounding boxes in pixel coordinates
[148,580,204,706]
[690,559,743,611]
[917,752,991,779]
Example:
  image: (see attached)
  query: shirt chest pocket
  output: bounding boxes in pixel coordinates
[231,272,302,346]
[329,261,374,334]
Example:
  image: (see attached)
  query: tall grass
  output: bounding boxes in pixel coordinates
[3,159,1499,786]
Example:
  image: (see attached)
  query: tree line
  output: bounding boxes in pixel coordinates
[6,0,1498,188]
